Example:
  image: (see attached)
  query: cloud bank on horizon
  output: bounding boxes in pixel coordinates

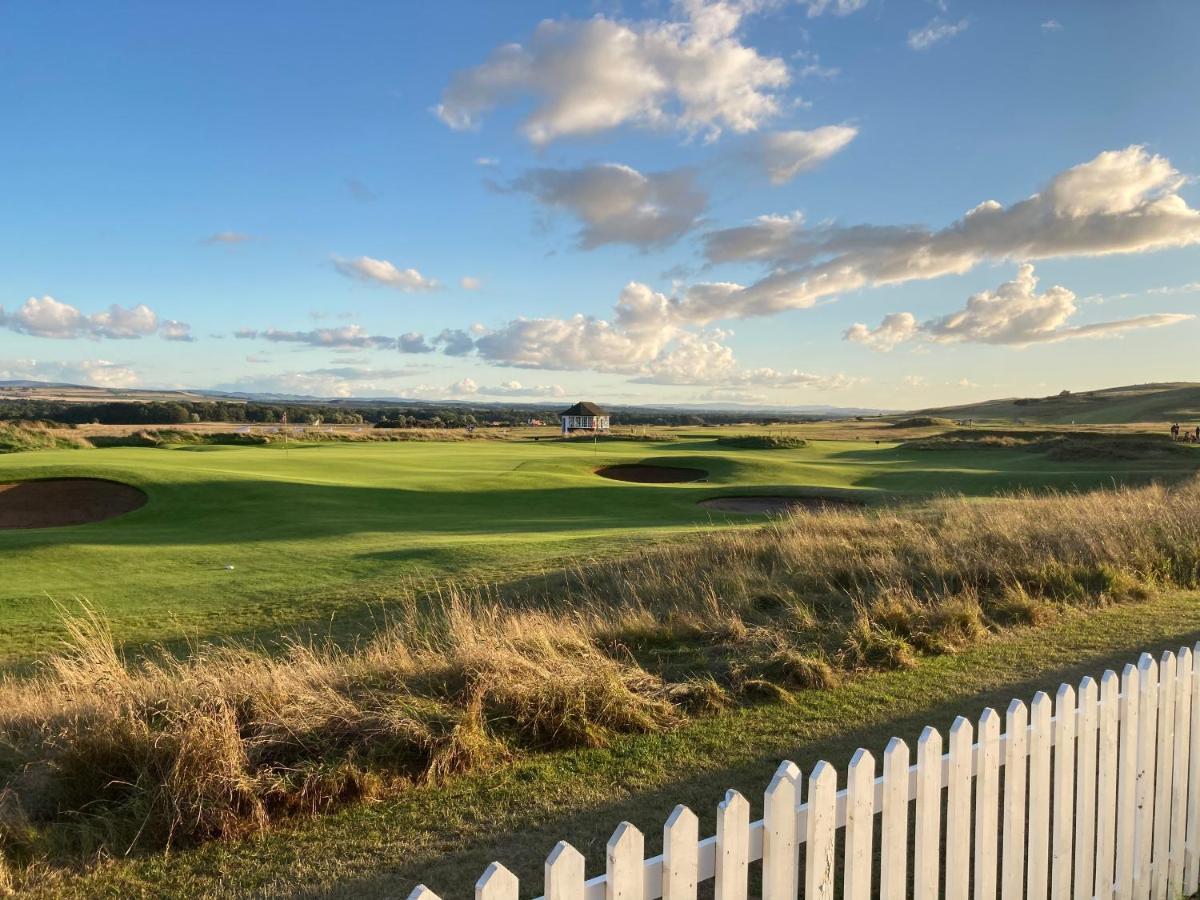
[3,0,1199,404]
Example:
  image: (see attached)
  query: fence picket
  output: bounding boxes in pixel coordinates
[1116,663,1141,900]
[1152,651,1177,900]
[1001,699,1028,900]
[915,726,943,900]
[715,790,749,900]
[1028,691,1053,900]
[1133,653,1158,900]
[1052,684,1077,899]
[1169,647,1193,897]
[880,737,910,900]
[843,750,875,900]
[409,886,442,900]
[947,717,974,900]
[974,708,1000,900]
[762,763,799,900]
[805,762,837,900]
[662,806,698,900]
[477,863,519,900]
[546,842,586,900]
[1094,670,1120,900]
[607,822,644,900]
[1187,642,1200,897]
[1073,676,1099,900]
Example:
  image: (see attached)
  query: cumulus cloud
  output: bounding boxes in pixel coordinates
[435,0,795,145]
[460,276,483,290]
[512,163,707,250]
[908,17,969,50]
[0,358,141,388]
[332,256,440,292]
[751,125,857,184]
[399,332,434,354]
[692,147,1200,324]
[448,379,567,399]
[434,328,477,356]
[0,296,192,342]
[845,264,1194,350]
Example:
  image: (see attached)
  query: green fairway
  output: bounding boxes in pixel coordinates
[1,435,1196,660]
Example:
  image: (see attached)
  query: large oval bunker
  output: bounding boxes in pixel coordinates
[0,478,147,529]
[596,464,708,484]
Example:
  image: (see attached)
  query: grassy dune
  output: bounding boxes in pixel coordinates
[913,381,1200,424]
[2,478,1199,890]
[2,436,1195,661]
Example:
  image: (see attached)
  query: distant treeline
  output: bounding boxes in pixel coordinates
[0,398,817,428]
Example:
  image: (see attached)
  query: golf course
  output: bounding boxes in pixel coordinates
[2,427,1198,662]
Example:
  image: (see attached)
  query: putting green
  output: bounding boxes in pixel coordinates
[0,435,1193,661]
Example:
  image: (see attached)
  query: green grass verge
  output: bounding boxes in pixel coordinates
[27,590,1200,899]
[2,438,1195,662]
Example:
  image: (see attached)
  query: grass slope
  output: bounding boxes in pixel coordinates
[912,381,1200,424]
[1,438,1196,660]
[25,590,1200,899]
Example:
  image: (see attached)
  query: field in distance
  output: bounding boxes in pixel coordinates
[1,421,1198,662]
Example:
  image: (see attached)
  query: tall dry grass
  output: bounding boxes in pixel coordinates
[1,478,1198,872]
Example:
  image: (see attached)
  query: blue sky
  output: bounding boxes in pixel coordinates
[2,0,1198,409]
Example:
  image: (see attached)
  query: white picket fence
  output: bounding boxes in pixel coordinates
[409,645,1200,900]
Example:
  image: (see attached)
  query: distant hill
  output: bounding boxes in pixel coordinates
[913,383,1200,424]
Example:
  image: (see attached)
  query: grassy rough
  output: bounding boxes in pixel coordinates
[1,477,1199,876]
[715,435,808,449]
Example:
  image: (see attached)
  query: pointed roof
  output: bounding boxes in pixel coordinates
[560,401,608,417]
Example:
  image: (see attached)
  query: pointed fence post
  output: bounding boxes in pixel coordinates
[946,716,973,900]
[1152,651,1177,899]
[762,762,800,900]
[546,842,586,900]
[1094,670,1120,900]
[805,761,838,900]
[1169,647,1193,898]
[1001,699,1029,900]
[1074,676,1099,900]
[915,726,943,900]
[662,806,698,900]
[880,737,910,900]
[716,790,749,900]
[975,708,1000,900]
[607,822,645,900]
[1134,653,1159,899]
[409,886,443,900]
[1187,642,1200,897]
[1116,663,1141,900]
[1052,683,1077,900]
[1028,691,1053,900]
[844,749,875,900]
[477,863,519,900]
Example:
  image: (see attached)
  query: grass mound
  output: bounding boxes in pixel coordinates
[907,428,1197,460]
[0,422,88,453]
[889,416,956,428]
[715,435,807,449]
[2,477,1200,875]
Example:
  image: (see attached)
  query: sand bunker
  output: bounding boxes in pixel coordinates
[597,464,708,484]
[699,495,861,515]
[0,478,147,529]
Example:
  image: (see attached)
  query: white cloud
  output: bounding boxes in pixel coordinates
[460,276,483,290]
[475,157,499,167]
[907,17,969,50]
[693,147,1200,323]
[435,0,795,145]
[0,358,141,388]
[843,312,920,351]
[792,49,839,80]
[513,163,707,250]
[1041,19,1062,31]
[800,0,869,15]
[1147,281,1200,295]
[202,231,251,245]
[332,256,440,292]
[0,296,191,342]
[234,324,396,350]
[752,125,857,184]
[846,264,1194,350]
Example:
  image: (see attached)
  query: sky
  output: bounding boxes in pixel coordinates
[2,0,1199,410]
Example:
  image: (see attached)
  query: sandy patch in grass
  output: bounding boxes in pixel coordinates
[0,478,146,529]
